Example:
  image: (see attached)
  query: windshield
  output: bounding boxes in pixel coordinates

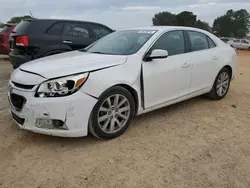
[85,30,157,55]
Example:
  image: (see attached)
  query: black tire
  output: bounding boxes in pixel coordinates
[248,47,250,51]
[89,86,135,140]
[207,67,231,100]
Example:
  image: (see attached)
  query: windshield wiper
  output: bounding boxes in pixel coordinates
[91,51,105,54]
[79,48,86,52]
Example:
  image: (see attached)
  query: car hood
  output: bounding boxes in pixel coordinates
[20,51,127,78]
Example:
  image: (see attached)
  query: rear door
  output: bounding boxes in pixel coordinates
[61,22,95,50]
[241,39,250,49]
[187,30,219,94]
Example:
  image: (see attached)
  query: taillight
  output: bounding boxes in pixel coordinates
[16,36,28,47]
[233,47,238,55]
[230,45,238,55]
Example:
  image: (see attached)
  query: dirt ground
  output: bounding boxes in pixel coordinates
[0,51,250,188]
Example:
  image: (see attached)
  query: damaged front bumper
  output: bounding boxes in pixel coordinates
[8,82,98,137]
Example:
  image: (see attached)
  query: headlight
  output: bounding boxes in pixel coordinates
[35,73,89,98]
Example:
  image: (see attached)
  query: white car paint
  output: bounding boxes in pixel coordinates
[8,26,237,137]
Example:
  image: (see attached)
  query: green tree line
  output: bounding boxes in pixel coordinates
[152,9,250,38]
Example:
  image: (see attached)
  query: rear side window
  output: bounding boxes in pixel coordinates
[0,25,11,33]
[46,22,64,35]
[151,30,185,56]
[89,24,112,38]
[241,40,249,44]
[13,21,31,33]
[207,37,216,48]
[62,22,90,38]
[187,31,209,51]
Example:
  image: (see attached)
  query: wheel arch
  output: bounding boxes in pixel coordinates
[223,65,232,79]
[114,84,139,116]
[93,84,139,116]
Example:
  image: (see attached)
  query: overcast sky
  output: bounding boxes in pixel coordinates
[0,0,250,29]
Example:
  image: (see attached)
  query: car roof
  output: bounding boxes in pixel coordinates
[120,26,211,33]
[24,18,110,26]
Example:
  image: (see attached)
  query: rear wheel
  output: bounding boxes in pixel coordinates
[89,86,135,140]
[207,67,231,100]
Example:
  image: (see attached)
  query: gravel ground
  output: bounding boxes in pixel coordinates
[0,52,250,188]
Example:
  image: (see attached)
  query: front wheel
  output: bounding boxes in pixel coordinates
[207,67,231,100]
[89,86,135,140]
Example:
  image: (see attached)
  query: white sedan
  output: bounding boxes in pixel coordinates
[8,26,237,139]
[229,39,250,50]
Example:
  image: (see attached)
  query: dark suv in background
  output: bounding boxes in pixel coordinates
[9,19,114,68]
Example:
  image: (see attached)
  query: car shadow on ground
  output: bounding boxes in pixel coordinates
[9,95,210,149]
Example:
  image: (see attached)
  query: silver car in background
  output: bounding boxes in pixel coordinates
[229,39,250,50]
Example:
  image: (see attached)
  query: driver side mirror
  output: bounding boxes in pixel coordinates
[145,49,168,61]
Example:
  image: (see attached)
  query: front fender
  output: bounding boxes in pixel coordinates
[81,60,142,99]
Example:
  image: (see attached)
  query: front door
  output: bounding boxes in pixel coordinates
[142,30,191,109]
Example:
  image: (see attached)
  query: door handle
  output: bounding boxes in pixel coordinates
[181,62,190,68]
[212,56,219,60]
[63,40,72,44]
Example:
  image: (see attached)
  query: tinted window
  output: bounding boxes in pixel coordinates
[234,39,240,43]
[0,25,11,33]
[188,31,209,51]
[241,40,249,44]
[46,22,64,35]
[85,30,156,55]
[13,20,31,33]
[151,30,185,56]
[207,37,216,48]
[62,22,90,38]
[90,24,112,38]
[221,38,229,42]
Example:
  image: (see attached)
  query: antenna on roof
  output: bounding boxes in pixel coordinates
[29,11,34,18]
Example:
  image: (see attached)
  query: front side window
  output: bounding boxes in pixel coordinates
[90,24,112,38]
[187,31,209,51]
[234,39,240,43]
[85,30,157,55]
[150,30,185,56]
[62,22,90,38]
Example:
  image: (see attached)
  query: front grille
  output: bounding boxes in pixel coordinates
[12,82,35,90]
[10,93,26,111]
[11,112,25,125]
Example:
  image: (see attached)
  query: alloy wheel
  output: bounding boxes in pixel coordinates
[216,72,230,97]
[97,94,131,134]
